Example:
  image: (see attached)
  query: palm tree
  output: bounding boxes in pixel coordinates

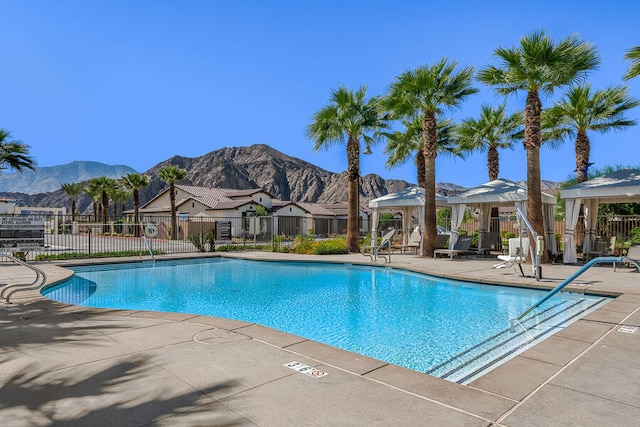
[307,86,387,252]
[122,173,150,236]
[84,184,101,222]
[158,165,187,240]
[478,30,599,258]
[0,129,36,173]
[385,59,477,256]
[457,103,523,181]
[624,45,640,80]
[544,84,638,182]
[60,182,85,222]
[384,117,459,189]
[87,176,119,227]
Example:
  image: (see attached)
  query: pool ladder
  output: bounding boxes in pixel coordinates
[1,252,48,303]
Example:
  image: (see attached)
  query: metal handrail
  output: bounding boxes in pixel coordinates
[510,256,639,331]
[1,252,48,303]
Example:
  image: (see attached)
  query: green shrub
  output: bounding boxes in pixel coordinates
[35,250,165,261]
[293,234,315,254]
[313,237,347,255]
[630,227,640,244]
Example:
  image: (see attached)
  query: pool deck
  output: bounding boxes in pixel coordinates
[1,252,639,426]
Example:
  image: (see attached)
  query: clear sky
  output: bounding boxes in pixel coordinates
[2,0,639,188]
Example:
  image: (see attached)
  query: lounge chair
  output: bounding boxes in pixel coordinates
[585,236,617,261]
[433,235,473,260]
[476,231,501,258]
[622,244,640,270]
[493,237,530,275]
[362,229,396,263]
[436,234,449,249]
[394,229,421,254]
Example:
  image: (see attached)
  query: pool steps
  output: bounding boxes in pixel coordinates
[426,295,608,384]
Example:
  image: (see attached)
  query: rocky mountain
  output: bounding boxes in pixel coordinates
[0,161,137,194]
[0,145,416,214]
[0,145,566,215]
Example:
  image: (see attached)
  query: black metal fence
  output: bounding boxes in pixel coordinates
[1,212,638,261]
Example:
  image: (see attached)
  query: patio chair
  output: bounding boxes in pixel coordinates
[476,231,501,258]
[585,236,617,261]
[436,234,449,249]
[394,229,421,254]
[493,237,530,276]
[433,235,473,260]
[362,229,396,263]
[622,244,640,271]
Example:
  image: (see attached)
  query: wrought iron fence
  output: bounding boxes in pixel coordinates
[2,212,638,261]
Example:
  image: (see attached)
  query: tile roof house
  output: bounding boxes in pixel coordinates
[129,185,370,239]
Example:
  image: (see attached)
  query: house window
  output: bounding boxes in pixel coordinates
[289,207,292,212]
[192,202,195,208]
[260,197,262,202]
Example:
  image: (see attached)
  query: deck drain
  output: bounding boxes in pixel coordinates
[618,325,638,334]
[193,328,249,344]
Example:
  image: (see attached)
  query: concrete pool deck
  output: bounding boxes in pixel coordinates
[1,252,639,426]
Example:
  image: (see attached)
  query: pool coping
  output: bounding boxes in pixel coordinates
[2,252,640,425]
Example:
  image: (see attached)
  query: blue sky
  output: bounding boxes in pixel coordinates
[2,0,639,188]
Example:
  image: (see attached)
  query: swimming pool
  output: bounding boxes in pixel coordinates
[42,258,610,383]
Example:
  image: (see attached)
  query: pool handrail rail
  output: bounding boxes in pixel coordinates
[510,256,639,330]
[1,252,48,303]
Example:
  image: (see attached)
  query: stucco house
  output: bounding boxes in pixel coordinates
[130,185,370,239]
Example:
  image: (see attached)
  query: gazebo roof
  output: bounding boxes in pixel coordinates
[447,179,556,206]
[560,169,640,203]
[368,186,448,209]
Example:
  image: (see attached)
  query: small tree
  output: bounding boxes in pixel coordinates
[158,165,187,240]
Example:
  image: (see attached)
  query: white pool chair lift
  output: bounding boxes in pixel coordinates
[493,237,530,276]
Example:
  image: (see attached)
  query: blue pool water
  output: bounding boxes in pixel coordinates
[42,258,609,383]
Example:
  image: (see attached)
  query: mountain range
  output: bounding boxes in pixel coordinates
[0,144,560,214]
[0,161,137,194]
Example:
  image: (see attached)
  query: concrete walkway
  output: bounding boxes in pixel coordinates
[1,252,639,426]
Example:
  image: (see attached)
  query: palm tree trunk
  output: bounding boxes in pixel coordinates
[524,90,547,262]
[488,143,499,181]
[133,190,140,237]
[346,134,360,252]
[169,184,178,240]
[101,192,109,230]
[415,151,426,189]
[575,130,591,183]
[422,111,438,257]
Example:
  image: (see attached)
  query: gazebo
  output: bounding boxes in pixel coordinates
[560,168,640,264]
[446,179,558,252]
[368,186,448,246]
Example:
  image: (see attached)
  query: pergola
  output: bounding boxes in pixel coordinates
[446,179,557,252]
[560,169,640,264]
[368,186,448,246]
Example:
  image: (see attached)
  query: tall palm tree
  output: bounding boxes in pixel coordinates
[457,103,523,182]
[385,59,477,256]
[307,86,387,252]
[624,45,640,80]
[384,117,459,189]
[158,165,187,240]
[122,173,150,236]
[544,84,638,182]
[0,129,36,173]
[87,176,119,227]
[84,184,101,222]
[60,182,85,222]
[478,30,599,258]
